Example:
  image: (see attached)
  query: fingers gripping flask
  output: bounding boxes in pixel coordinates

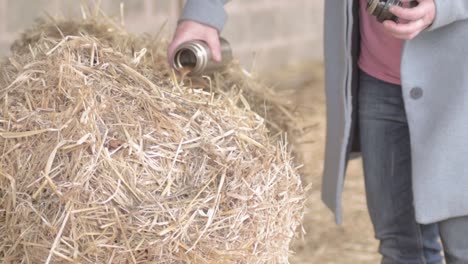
[366,0,418,22]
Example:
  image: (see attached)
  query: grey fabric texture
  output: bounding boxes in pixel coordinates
[428,0,468,31]
[321,0,349,225]
[180,0,230,31]
[400,18,468,223]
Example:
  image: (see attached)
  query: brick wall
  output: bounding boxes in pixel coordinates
[0,0,323,72]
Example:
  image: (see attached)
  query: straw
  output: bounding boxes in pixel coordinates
[0,10,305,264]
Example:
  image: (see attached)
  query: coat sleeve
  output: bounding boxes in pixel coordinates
[428,0,468,31]
[179,0,230,32]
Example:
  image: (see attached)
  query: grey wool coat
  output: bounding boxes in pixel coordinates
[181,0,468,225]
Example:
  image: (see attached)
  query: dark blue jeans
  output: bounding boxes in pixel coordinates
[359,71,468,264]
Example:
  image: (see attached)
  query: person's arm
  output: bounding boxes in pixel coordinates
[167,0,230,64]
[180,0,230,32]
[425,0,468,31]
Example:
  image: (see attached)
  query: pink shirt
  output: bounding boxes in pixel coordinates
[358,0,403,85]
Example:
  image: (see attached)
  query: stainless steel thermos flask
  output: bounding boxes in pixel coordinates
[366,0,418,22]
[367,0,402,22]
[171,37,233,76]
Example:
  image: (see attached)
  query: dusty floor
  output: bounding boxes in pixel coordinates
[267,63,381,264]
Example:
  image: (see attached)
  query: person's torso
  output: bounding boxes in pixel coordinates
[358,0,403,85]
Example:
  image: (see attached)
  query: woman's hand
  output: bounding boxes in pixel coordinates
[383,0,436,40]
[167,21,221,66]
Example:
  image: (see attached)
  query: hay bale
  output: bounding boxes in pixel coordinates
[0,16,305,263]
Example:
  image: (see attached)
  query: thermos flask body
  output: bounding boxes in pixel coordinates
[367,0,403,22]
[172,38,233,76]
[366,0,418,23]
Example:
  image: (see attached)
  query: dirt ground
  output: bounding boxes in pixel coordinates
[266,63,381,264]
